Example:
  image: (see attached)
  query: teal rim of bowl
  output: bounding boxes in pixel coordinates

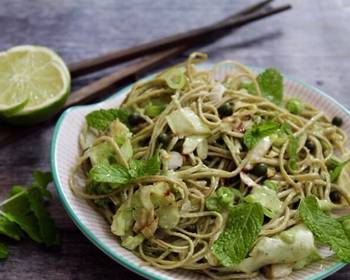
[51,63,347,280]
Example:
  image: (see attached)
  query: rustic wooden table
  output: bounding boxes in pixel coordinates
[0,0,349,279]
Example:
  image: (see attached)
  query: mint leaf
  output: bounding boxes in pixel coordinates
[211,203,264,266]
[90,154,160,185]
[0,243,8,259]
[89,163,131,184]
[243,120,280,149]
[144,155,161,176]
[28,187,59,247]
[32,171,52,188]
[241,68,283,104]
[86,109,129,131]
[128,160,146,178]
[257,68,283,105]
[0,217,22,241]
[337,216,350,240]
[299,196,350,262]
[288,136,298,171]
[129,155,161,178]
[2,191,42,243]
[0,171,59,261]
[32,171,52,198]
[240,82,257,95]
[329,159,350,183]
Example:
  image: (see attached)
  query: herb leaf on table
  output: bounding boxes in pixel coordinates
[0,171,59,260]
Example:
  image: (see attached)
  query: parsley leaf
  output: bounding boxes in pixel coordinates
[86,108,130,131]
[129,155,160,178]
[0,243,8,260]
[241,68,283,105]
[299,196,350,262]
[211,203,264,266]
[243,120,280,149]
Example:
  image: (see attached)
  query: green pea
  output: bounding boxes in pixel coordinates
[205,197,219,211]
[286,98,304,115]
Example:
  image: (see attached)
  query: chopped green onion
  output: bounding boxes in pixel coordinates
[263,180,278,191]
[288,136,299,172]
[144,103,165,117]
[164,68,186,90]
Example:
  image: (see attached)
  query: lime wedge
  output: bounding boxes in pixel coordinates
[0,45,71,125]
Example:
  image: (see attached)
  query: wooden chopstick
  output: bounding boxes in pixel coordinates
[66,3,291,106]
[65,46,187,107]
[0,2,292,147]
[69,1,290,78]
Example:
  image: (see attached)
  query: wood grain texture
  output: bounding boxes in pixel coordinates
[0,0,349,279]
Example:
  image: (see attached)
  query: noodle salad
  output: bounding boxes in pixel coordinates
[70,53,350,279]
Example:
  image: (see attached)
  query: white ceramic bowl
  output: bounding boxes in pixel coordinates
[51,63,348,280]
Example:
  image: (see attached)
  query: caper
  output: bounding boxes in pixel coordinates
[251,163,268,177]
[128,112,144,126]
[216,137,225,145]
[186,224,197,232]
[330,190,342,203]
[157,133,170,145]
[305,139,316,151]
[263,215,271,225]
[332,116,343,127]
[291,200,300,210]
[218,102,234,118]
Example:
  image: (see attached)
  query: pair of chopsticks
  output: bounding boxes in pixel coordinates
[64,0,291,108]
[0,0,291,146]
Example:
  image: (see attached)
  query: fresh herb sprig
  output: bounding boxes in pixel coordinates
[89,155,161,185]
[243,120,280,149]
[0,171,59,260]
[241,68,283,105]
[299,195,350,262]
[86,108,130,131]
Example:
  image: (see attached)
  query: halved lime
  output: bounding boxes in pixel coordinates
[0,45,71,125]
